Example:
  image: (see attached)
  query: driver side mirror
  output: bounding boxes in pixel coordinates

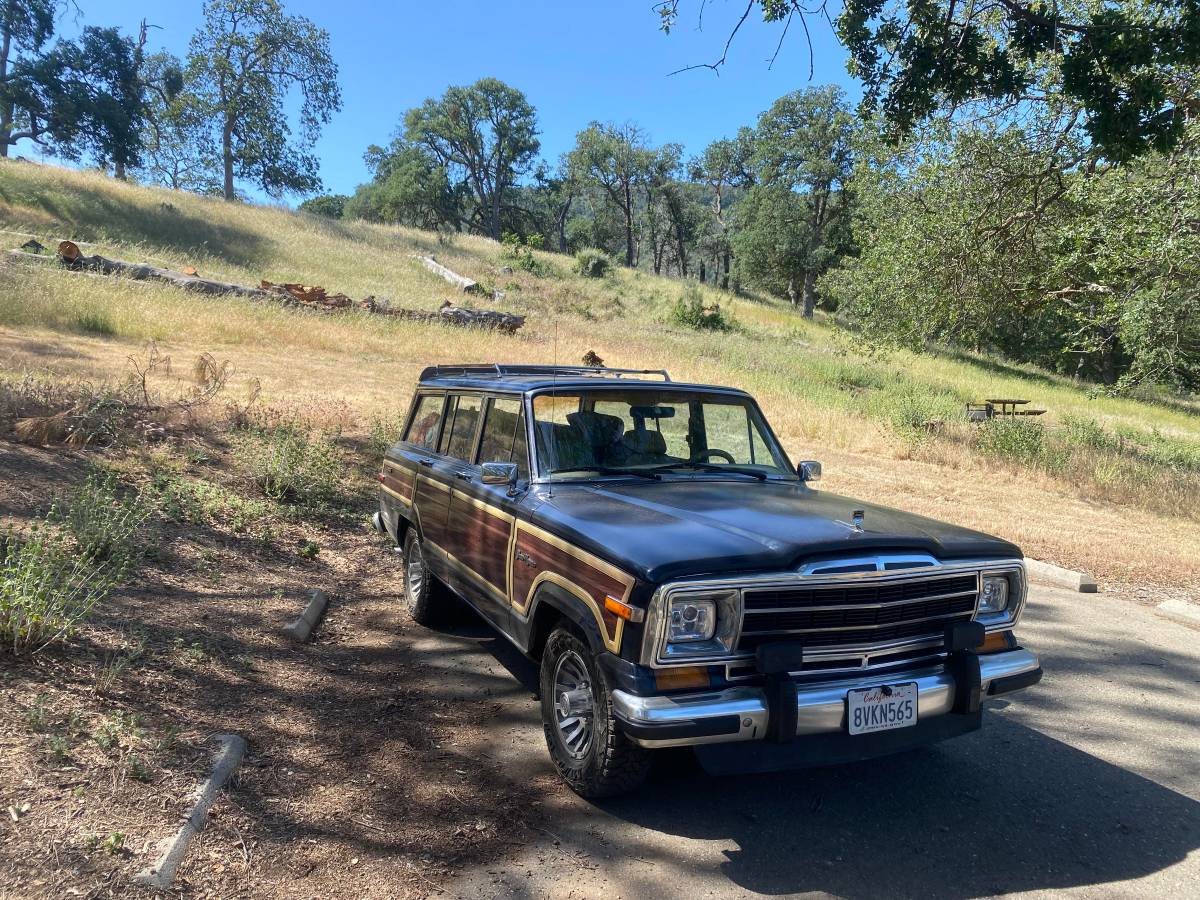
[798,460,822,482]
[481,461,519,487]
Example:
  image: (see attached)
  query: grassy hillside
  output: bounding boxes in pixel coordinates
[2,159,1199,591]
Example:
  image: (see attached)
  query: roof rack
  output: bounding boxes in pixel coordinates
[419,364,671,382]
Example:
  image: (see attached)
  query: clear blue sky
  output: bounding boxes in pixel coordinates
[52,0,857,201]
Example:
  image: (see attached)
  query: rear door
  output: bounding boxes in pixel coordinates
[443,396,531,627]
[402,392,454,548]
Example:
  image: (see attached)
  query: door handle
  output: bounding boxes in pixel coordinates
[418,458,434,467]
[454,471,473,482]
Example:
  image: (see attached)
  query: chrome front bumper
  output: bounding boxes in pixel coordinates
[612,648,1041,749]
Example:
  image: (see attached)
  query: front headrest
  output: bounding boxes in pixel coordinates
[623,429,666,455]
[566,411,623,447]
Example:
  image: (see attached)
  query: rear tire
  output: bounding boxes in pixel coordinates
[539,627,652,798]
[401,529,443,626]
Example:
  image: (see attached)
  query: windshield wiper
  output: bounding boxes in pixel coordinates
[648,462,768,481]
[550,466,661,481]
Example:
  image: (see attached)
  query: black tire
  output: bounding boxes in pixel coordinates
[401,528,443,626]
[540,627,652,798]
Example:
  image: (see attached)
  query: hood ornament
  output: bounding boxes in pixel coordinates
[837,509,866,534]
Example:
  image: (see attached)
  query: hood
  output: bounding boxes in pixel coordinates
[527,478,1020,584]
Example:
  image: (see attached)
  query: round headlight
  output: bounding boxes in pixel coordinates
[668,597,716,643]
[979,575,1010,614]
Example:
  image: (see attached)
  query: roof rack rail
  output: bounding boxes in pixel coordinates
[419,364,671,382]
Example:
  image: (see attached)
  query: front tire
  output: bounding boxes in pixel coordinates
[401,529,443,626]
[539,627,652,798]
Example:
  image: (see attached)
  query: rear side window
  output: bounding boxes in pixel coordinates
[440,394,484,461]
[406,395,444,450]
[479,398,530,480]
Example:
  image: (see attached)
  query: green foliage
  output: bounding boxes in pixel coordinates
[235,424,344,505]
[402,78,539,239]
[368,409,408,459]
[74,310,116,337]
[671,283,732,331]
[500,232,548,276]
[659,1,1199,161]
[151,470,273,534]
[297,539,320,559]
[974,418,1047,465]
[1,475,145,654]
[1,13,147,170]
[575,247,613,278]
[823,120,1200,394]
[49,472,149,567]
[299,194,348,219]
[187,0,342,199]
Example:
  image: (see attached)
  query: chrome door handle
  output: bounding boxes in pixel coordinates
[418,458,434,467]
[454,471,473,482]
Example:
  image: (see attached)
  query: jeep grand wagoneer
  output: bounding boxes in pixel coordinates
[373,365,1042,797]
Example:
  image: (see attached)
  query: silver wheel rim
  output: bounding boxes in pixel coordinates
[405,540,425,607]
[552,650,594,760]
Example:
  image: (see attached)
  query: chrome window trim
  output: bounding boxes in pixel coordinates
[639,558,1026,669]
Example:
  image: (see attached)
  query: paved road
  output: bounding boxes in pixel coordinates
[415,584,1200,899]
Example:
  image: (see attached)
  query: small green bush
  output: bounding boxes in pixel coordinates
[49,472,148,566]
[575,248,613,278]
[671,283,732,331]
[0,524,127,654]
[500,232,548,276]
[368,410,408,459]
[75,310,116,337]
[974,417,1047,464]
[236,425,344,505]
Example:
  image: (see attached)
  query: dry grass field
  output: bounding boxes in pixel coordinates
[2,159,1200,594]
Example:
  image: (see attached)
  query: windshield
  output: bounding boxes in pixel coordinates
[531,390,794,480]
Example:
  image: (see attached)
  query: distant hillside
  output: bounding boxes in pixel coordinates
[2,160,1199,588]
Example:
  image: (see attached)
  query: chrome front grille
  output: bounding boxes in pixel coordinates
[736,572,980,658]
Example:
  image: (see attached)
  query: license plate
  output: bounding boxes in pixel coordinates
[847,682,918,735]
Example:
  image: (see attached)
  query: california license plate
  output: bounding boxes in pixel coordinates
[847,682,918,735]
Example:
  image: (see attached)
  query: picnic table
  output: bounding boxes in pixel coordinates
[966,399,1048,421]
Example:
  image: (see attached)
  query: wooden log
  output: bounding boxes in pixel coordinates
[415,255,480,293]
[55,245,272,299]
[388,305,525,334]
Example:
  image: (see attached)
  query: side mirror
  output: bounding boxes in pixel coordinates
[798,460,822,482]
[480,461,519,487]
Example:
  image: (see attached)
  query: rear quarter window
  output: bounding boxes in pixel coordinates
[406,395,444,450]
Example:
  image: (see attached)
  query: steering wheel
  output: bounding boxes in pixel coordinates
[691,448,736,464]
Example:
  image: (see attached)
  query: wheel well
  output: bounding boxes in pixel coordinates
[528,602,586,660]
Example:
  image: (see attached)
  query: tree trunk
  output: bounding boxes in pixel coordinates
[222,120,235,201]
[698,260,706,283]
[115,160,126,180]
[786,275,797,307]
[721,250,730,291]
[801,269,817,319]
[622,183,635,267]
[0,25,11,158]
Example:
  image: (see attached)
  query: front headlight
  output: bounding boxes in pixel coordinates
[655,588,741,662]
[668,597,716,642]
[979,575,1010,614]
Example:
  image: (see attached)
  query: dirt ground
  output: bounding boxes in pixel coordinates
[0,439,559,899]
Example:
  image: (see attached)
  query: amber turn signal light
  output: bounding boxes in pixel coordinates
[603,594,644,623]
[653,666,711,691]
[976,630,1015,654]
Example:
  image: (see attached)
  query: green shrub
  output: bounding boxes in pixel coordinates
[0,524,127,654]
[49,472,148,566]
[974,417,1047,464]
[575,248,613,278]
[368,409,408,459]
[671,283,732,331]
[236,425,344,505]
[500,232,548,276]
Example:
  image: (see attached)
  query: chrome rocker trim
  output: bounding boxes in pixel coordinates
[612,648,1041,749]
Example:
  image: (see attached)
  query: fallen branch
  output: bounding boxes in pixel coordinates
[415,254,480,293]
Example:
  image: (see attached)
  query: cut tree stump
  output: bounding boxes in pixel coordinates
[415,255,480,293]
